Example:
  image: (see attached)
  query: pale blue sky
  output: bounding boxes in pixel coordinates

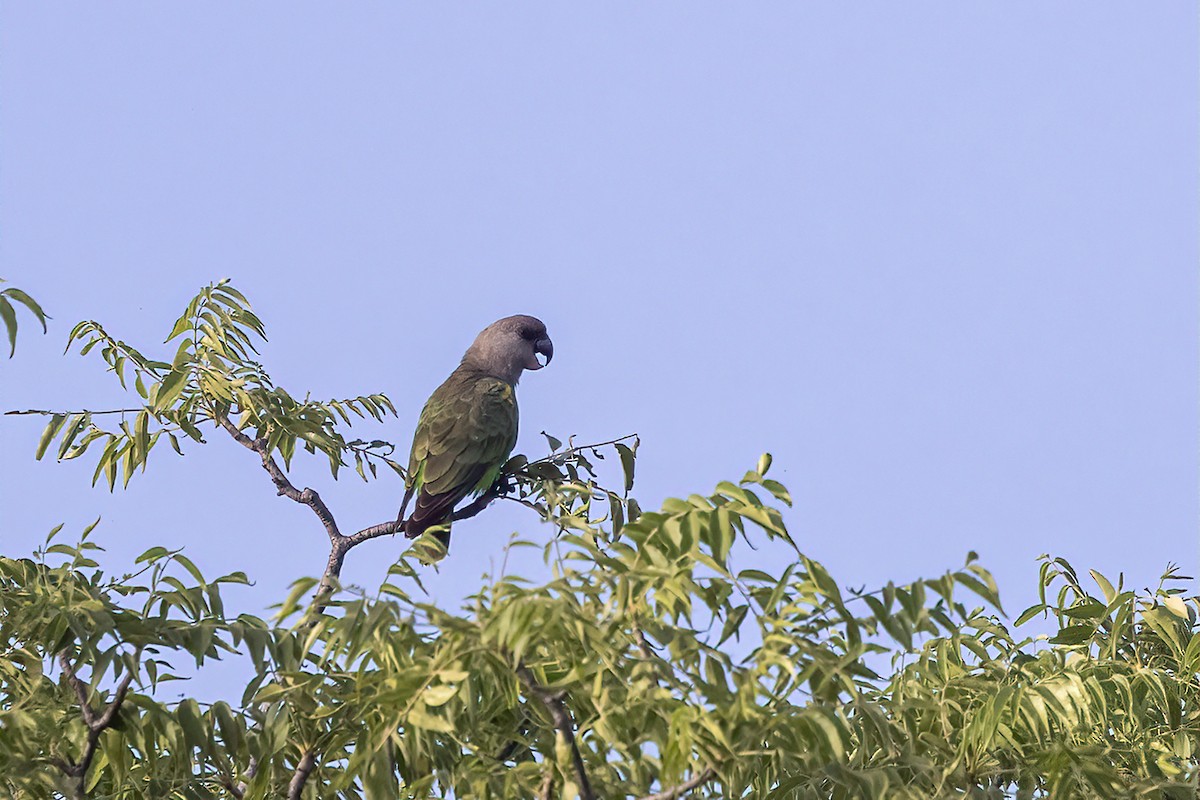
[2,3,1196,686]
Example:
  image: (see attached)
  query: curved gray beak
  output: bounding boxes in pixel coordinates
[534,337,554,368]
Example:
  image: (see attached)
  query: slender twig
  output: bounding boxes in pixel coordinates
[55,651,136,792]
[499,495,544,514]
[4,407,145,416]
[538,769,555,800]
[522,433,639,468]
[635,768,717,800]
[219,776,245,800]
[215,413,341,540]
[287,749,317,800]
[516,666,595,800]
[214,411,509,599]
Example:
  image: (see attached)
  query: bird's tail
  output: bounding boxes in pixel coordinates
[400,486,454,549]
[401,514,451,548]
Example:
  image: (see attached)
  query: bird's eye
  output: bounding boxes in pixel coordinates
[519,328,537,341]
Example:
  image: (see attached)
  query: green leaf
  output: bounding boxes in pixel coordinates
[615,442,636,493]
[1048,624,1095,645]
[421,684,460,707]
[56,414,92,460]
[717,604,749,646]
[0,297,17,357]
[35,414,66,460]
[407,704,455,733]
[1062,599,1106,619]
[3,287,48,329]
[1089,568,1117,603]
[136,546,171,564]
[173,553,206,585]
[135,410,151,470]
[1014,603,1047,627]
[155,367,190,410]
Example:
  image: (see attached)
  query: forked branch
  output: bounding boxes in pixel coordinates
[516,666,595,800]
[54,651,136,795]
[635,768,717,800]
[214,412,512,599]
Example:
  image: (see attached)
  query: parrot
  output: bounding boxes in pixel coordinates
[398,315,553,548]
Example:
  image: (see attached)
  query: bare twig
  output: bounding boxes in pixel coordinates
[538,769,555,800]
[215,413,341,541]
[287,749,317,800]
[516,666,595,800]
[499,495,544,514]
[215,412,511,598]
[55,651,136,792]
[522,433,639,468]
[635,768,717,800]
[5,407,145,417]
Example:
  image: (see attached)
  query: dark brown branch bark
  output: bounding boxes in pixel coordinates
[516,666,595,800]
[636,768,716,800]
[218,413,500,559]
[287,749,317,800]
[215,414,341,540]
[55,651,135,794]
[58,651,97,728]
[218,410,515,597]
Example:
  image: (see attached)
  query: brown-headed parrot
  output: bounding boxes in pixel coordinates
[398,315,553,548]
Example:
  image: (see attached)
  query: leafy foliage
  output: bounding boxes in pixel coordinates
[17,280,400,490]
[2,282,1196,799]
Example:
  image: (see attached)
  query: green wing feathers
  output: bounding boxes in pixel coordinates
[404,367,518,542]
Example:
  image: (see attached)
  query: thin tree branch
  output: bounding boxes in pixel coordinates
[4,407,145,417]
[341,519,401,548]
[58,651,97,728]
[538,769,555,800]
[522,433,639,467]
[516,666,595,800]
[635,768,717,800]
[287,749,317,800]
[55,651,136,791]
[215,410,613,602]
[215,413,341,541]
[344,482,505,547]
[499,495,544,514]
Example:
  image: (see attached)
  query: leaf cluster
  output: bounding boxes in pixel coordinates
[16,280,400,490]
[3,281,1196,799]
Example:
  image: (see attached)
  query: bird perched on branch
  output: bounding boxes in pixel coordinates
[398,315,553,548]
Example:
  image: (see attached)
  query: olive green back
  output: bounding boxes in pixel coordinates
[407,365,519,501]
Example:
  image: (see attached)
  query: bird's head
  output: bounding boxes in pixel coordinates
[462,315,553,384]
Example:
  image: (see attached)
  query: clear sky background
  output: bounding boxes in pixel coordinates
[1,5,1196,697]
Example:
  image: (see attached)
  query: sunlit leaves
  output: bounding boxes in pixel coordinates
[4,474,1199,798]
[5,281,1197,797]
[17,280,401,489]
